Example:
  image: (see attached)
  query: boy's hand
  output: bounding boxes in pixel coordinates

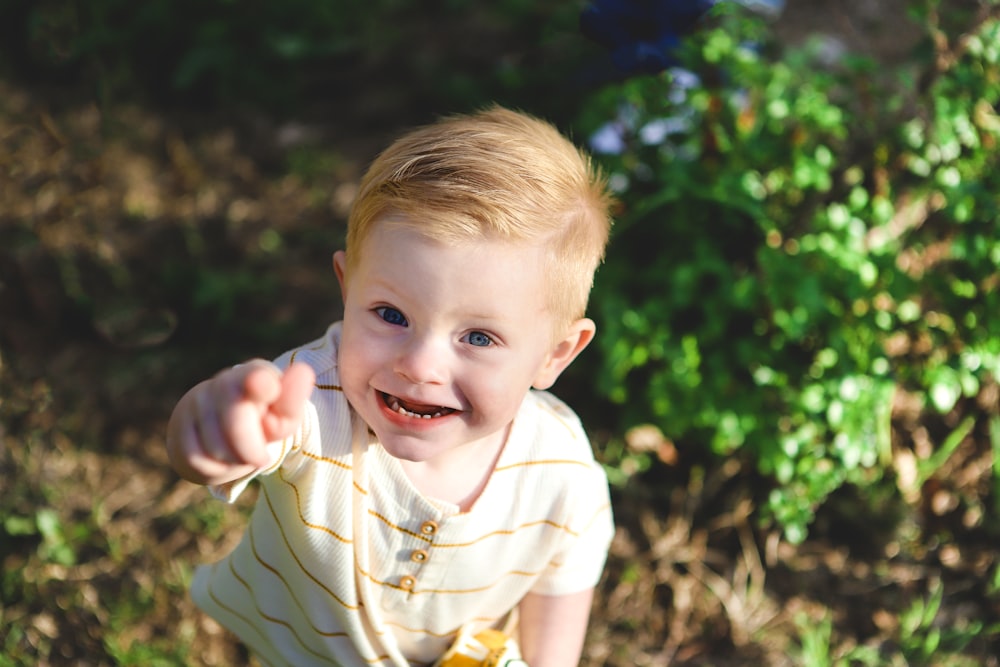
[166,361,316,486]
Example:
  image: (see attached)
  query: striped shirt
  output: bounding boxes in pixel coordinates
[192,323,614,666]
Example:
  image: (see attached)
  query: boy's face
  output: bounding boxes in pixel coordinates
[334,223,592,465]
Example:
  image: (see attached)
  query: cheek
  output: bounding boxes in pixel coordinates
[338,329,377,382]
[463,362,534,408]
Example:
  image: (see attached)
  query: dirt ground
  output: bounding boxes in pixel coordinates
[2,4,1000,665]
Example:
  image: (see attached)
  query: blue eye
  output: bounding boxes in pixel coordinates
[375,307,407,326]
[465,331,493,347]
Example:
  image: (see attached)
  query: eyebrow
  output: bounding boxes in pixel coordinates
[463,313,507,325]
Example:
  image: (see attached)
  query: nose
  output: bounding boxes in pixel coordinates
[394,334,448,385]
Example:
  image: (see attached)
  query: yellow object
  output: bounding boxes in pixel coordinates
[434,627,528,667]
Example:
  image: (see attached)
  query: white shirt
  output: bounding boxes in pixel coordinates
[192,323,614,666]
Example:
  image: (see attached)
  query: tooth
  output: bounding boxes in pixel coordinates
[385,393,450,419]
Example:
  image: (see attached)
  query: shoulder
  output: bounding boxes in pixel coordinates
[271,322,352,438]
[272,321,342,379]
[518,390,593,460]
[506,391,613,540]
[502,390,607,497]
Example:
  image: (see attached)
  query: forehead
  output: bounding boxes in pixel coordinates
[356,216,540,263]
[351,224,551,312]
[357,222,540,274]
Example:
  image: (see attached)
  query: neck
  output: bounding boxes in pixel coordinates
[398,425,509,512]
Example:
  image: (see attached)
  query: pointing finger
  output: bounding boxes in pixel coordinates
[261,362,316,441]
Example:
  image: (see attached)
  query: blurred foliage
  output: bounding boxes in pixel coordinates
[792,578,995,667]
[577,0,1000,542]
[0,0,594,121]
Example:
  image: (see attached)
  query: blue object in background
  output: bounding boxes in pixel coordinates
[580,0,785,74]
[580,0,718,74]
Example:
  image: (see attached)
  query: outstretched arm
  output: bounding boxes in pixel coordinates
[166,360,316,487]
[518,588,595,667]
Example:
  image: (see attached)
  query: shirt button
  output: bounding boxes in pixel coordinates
[399,575,416,591]
[419,520,439,537]
[410,549,429,563]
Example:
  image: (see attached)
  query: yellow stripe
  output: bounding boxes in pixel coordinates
[493,458,593,472]
[246,523,352,639]
[367,509,599,546]
[368,509,433,542]
[434,518,575,548]
[261,484,360,611]
[241,526,395,664]
[381,614,498,638]
[225,557,342,665]
[300,449,352,470]
[535,399,579,438]
[581,502,613,534]
[207,563,264,638]
[288,341,328,367]
[359,562,542,596]
[277,468,353,545]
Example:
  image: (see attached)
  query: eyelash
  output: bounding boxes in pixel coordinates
[373,307,496,348]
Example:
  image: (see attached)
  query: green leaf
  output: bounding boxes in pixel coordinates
[3,515,37,536]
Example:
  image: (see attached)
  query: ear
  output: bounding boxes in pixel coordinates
[333,250,348,300]
[532,318,596,390]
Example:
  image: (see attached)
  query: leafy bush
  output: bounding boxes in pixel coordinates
[579,0,1000,542]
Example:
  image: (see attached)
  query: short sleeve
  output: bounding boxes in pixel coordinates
[530,459,615,596]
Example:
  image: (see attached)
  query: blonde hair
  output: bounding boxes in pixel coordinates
[345,105,614,326]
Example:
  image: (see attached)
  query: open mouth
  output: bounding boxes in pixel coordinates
[381,392,457,420]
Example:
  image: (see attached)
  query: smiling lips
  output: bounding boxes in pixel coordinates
[381,392,456,420]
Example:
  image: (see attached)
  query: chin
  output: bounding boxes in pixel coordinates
[378,438,442,463]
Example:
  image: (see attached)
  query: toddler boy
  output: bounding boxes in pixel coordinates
[166,106,615,667]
